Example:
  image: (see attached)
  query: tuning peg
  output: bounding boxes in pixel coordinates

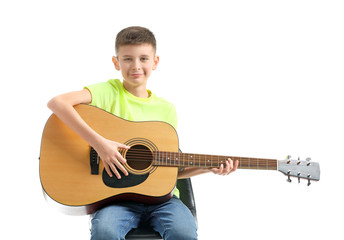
[287,171,292,183]
[306,157,312,166]
[297,172,301,183]
[307,174,311,186]
[286,155,291,164]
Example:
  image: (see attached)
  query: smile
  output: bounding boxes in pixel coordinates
[131,73,143,77]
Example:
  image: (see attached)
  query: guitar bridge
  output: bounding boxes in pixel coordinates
[90,147,99,175]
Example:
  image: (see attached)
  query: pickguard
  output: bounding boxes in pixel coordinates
[102,168,149,188]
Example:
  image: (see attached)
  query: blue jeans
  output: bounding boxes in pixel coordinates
[90,196,197,240]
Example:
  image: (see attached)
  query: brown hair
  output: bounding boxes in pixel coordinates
[115,26,156,54]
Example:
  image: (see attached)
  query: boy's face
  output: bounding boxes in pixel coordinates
[113,44,159,89]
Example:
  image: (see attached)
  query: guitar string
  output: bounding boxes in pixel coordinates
[125,149,276,160]
[118,149,277,167]
[125,158,276,167]
[124,149,276,162]
[124,150,277,163]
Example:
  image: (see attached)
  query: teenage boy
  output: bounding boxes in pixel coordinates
[47,26,238,240]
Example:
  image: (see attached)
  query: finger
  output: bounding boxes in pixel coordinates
[233,160,239,171]
[114,153,129,176]
[104,164,113,178]
[224,160,231,174]
[112,158,128,176]
[118,143,131,150]
[228,158,234,170]
[115,152,127,164]
[109,162,122,179]
[218,163,224,175]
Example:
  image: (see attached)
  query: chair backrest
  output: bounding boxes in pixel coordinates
[176,178,197,226]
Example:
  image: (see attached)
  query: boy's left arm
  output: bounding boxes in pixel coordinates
[177,158,239,179]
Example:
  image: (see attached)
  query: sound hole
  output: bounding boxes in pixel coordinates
[126,145,152,170]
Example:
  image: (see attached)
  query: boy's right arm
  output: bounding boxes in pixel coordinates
[47,89,129,179]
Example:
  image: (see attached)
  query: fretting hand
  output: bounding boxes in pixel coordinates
[210,158,239,176]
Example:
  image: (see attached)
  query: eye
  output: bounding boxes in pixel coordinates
[123,58,132,62]
[141,57,149,61]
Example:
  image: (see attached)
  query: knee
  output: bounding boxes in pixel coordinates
[164,219,197,240]
[166,227,198,240]
[91,219,122,240]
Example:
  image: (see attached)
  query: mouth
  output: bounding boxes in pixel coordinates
[131,73,143,78]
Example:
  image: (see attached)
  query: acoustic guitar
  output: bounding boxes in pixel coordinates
[39,104,320,215]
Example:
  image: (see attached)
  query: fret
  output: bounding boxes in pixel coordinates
[158,152,160,165]
[250,157,257,169]
[164,151,167,166]
[160,151,163,166]
[160,151,162,165]
[173,151,176,166]
[156,151,159,165]
[161,151,163,165]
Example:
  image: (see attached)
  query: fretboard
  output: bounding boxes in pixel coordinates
[153,151,278,170]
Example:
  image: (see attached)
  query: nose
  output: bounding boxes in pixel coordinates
[132,59,141,71]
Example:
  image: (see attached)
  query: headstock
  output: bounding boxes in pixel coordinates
[278,156,320,186]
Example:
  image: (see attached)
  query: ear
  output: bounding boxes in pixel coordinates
[152,56,160,70]
[112,56,121,71]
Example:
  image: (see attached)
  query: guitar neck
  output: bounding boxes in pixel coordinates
[153,151,278,170]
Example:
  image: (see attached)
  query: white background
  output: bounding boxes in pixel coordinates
[1,0,343,239]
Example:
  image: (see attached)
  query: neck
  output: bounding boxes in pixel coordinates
[123,81,149,98]
[153,151,278,170]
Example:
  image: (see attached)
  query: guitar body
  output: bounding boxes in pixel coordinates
[39,104,179,215]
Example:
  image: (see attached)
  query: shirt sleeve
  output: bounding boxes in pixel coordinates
[84,81,117,112]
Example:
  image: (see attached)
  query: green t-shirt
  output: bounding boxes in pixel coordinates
[85,79,179,197]
[85,79,177,128]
